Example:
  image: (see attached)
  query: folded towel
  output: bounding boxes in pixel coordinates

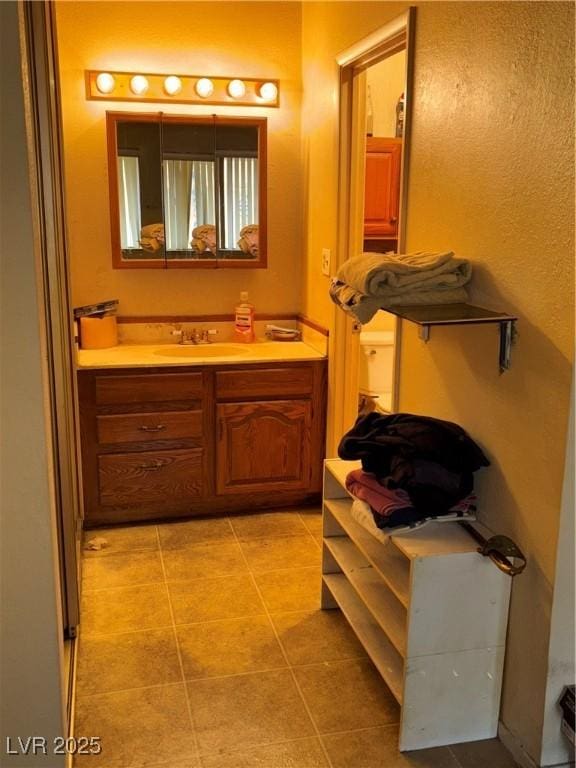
[346,469,414,518]
[330,280,469,324]
[139,223,165,252]
[350,499,389,543]
[338,251,472,297]
[329,250,472,324]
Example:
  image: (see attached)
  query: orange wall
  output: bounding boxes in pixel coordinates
[55,1,302,317]
[301,2,574,764]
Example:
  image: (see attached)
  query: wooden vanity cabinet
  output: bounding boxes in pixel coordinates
[78,360,326,526]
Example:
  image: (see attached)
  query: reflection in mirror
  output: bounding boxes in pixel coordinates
[116,120,163,259]
[107,113,266,268]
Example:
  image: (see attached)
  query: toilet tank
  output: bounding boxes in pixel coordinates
[359,330,395,396]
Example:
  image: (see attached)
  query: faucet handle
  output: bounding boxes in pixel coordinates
[202,329,218,343]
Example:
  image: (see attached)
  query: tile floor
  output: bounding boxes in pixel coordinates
[75,509,519,768]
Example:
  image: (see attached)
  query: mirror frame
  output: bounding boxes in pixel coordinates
[106,112,268,269]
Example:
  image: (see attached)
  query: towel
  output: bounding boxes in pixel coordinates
[330,280,469,324]
[338,251,471,297]
[139,223,165,252]
[329,250,472,324]
[350,499,389,544]
[345,469,414,518]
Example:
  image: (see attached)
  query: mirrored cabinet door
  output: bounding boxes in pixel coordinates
[106,113,267,269]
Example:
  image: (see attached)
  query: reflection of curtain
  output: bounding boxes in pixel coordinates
[222,158,258,250]
[117,156,141,249]
[163,160,215,250]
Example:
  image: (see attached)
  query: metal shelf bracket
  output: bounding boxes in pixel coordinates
[499,319,516,373]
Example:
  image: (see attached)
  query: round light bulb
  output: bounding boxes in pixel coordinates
[195,78,214,98]
[227,79,246,99]
[130,75,149,96]
[164,76,182,96]
[258,81,278,102]
[95,72,115,94]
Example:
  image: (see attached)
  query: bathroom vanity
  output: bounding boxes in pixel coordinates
[77,342,327,526]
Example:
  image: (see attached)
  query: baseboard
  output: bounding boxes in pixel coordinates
[498,722,540,768]
[498,722,575,768]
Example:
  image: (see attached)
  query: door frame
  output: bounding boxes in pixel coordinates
[329,9,416,454]
[19,1,83,647]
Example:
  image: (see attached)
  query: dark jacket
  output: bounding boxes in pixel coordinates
[338,412,490,513]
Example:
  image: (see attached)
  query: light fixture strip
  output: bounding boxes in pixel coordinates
[86,71,280,107]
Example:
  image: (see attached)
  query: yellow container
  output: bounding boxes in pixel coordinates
[80,315,118,349]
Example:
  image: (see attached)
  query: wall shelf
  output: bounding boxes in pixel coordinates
[383,303,518,372]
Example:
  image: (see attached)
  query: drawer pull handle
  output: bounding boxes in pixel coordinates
[137,463,163,471]
[138,425,166,432]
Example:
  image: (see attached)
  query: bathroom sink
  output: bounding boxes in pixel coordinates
[153,344,250,358]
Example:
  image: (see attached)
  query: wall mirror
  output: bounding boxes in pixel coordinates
[106,113,267,268]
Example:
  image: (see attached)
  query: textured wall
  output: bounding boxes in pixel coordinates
[55,1,302,316]
[401,5,573,760]
[301,2,574,764]
[367,50,406,138]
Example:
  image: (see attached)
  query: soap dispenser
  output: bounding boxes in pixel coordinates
[234,291,255,343]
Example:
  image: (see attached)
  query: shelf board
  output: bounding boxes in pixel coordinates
[324,498,410,607]
[325,458,361,491]
[386,302,516,327]
[324,537,407,656]
[323,573,404,704]
[323,461,482,559]
[391,524,480,559]
[384,303,518,372]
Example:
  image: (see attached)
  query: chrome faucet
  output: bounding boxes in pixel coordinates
[172,327,218,345]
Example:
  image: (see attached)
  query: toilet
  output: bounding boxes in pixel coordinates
[358,330,395,413]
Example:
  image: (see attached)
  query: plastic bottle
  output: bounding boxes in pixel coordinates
[366,85,374,137]
[234,291,255,343]
[395,92,405,138]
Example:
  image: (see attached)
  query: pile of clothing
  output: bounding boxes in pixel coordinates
[329,251,472,324]
[339,412,489,532]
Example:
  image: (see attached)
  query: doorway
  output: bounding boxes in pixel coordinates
[330,10,415,451]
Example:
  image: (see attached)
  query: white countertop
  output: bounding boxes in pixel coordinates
[76,340,326,369]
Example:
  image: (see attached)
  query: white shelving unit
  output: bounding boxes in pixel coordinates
[322,458,512,751]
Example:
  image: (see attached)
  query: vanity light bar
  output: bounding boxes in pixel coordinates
[86,71,280,107]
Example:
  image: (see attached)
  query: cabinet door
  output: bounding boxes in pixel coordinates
[216,400,312,495]
[364,137,402,237]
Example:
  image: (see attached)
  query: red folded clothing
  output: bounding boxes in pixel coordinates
[346,469,413,518]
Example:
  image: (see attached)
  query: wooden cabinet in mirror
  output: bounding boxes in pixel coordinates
[106,113,267,269]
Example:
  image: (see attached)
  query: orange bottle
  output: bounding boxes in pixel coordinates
[234,291,255,343]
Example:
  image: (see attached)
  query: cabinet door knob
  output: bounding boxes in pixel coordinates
[390,216,398,223]
[138,425,166,432]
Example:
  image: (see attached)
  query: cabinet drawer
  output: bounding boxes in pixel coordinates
[98,448,203,506]
[216,367,313,400]
[97,411,203,445]
[96,373,203,405]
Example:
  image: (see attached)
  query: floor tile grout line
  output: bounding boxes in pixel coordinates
[79,657,381,696]
[155,524,202,763]
[228,520,335,768]
[447,745,465,768]
[81,623,175,638]
[82,578,168,593]
[196,733,333,761]
[76,679,194,701]
[298,512,324,552]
